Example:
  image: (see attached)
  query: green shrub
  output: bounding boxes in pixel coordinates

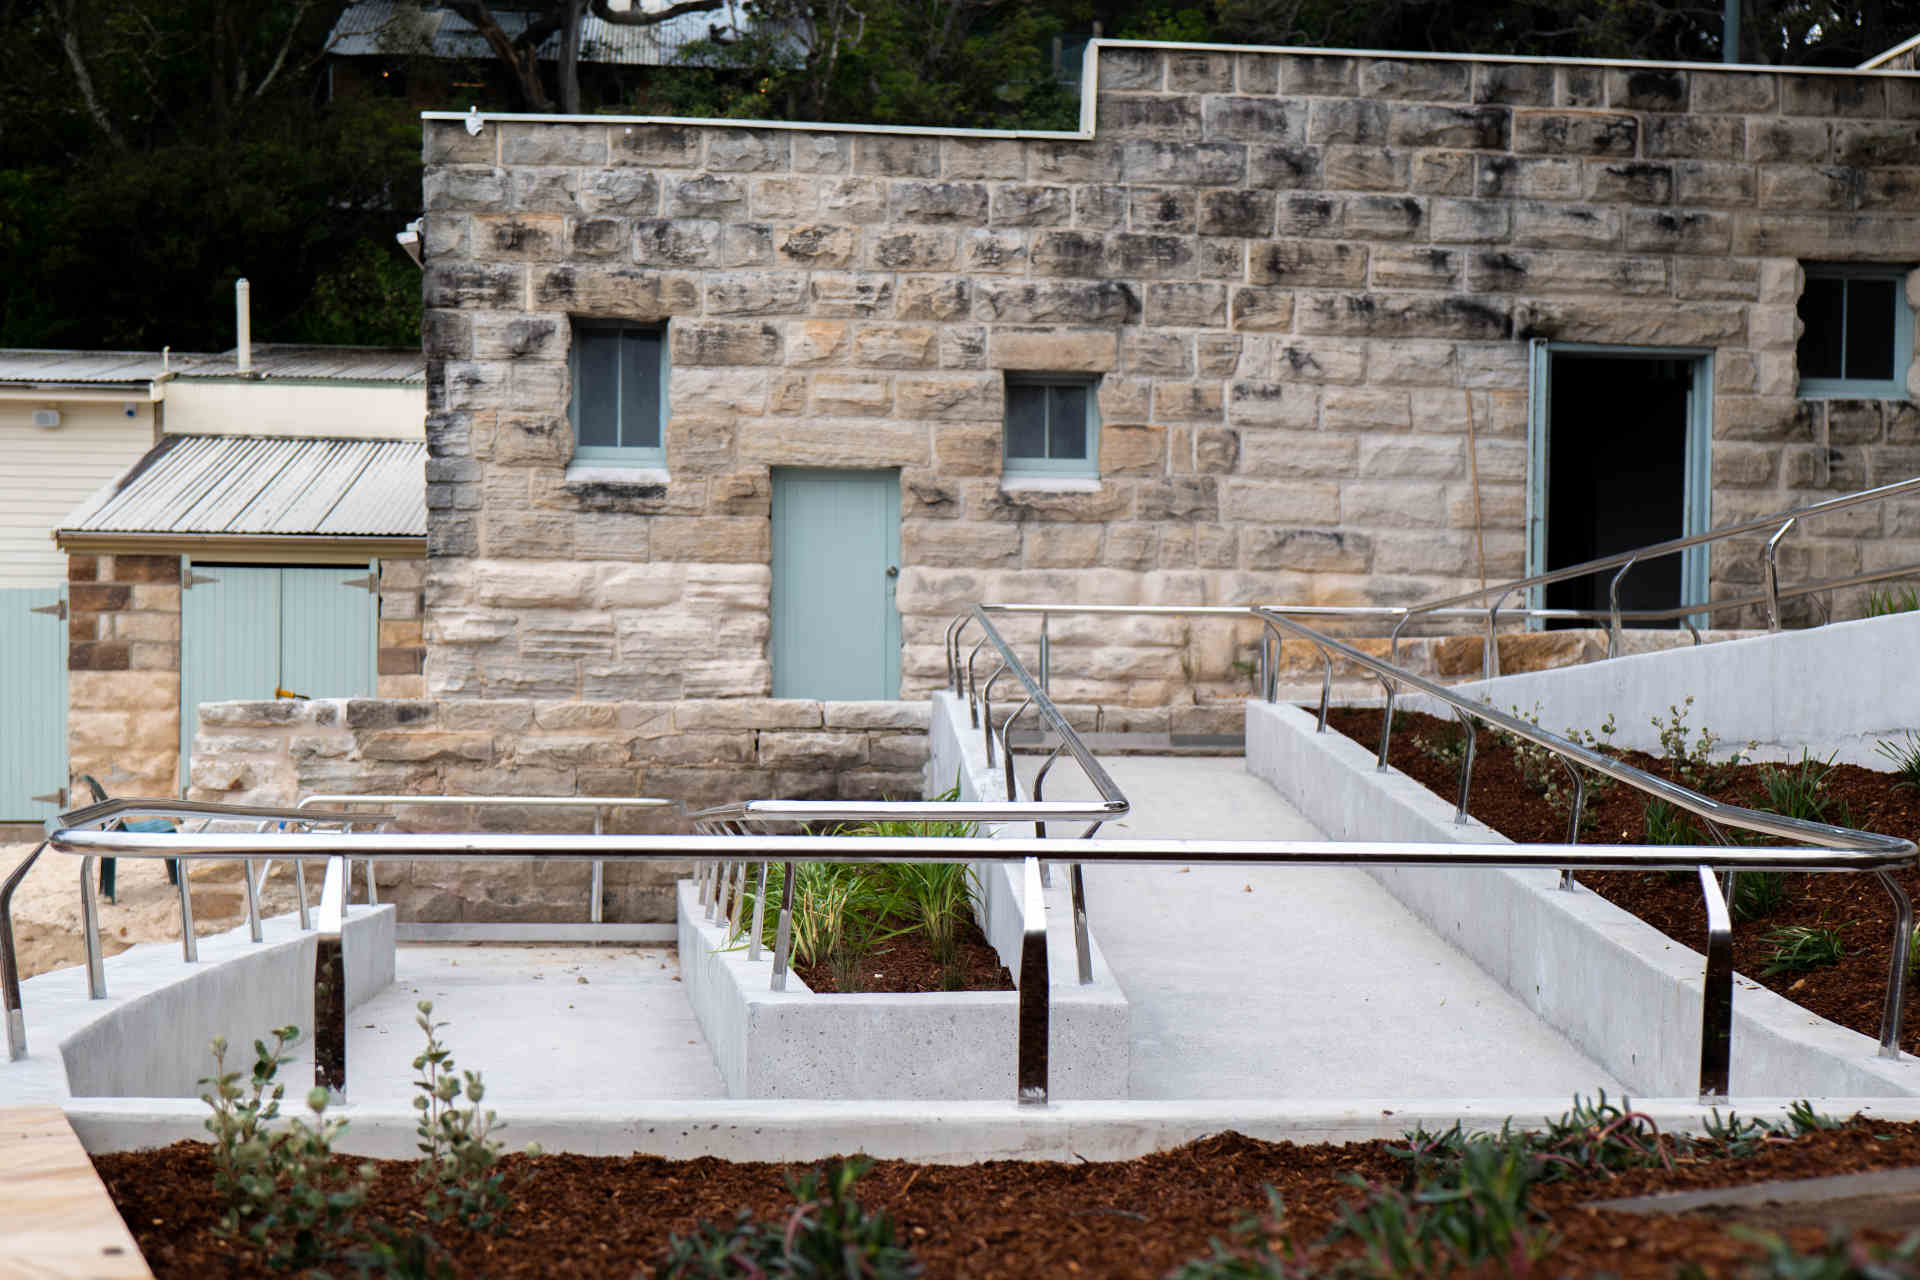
[1650,696,1748,790]
[1644,798,1699,846]
[659,1157,921,1279]
[1733,871,1789,922]
[1762,923,1848,976]
[1757,751,1840,824]
[1876,732,1920,793]
[1867,585,1920,617]
[412,1000,526,1231]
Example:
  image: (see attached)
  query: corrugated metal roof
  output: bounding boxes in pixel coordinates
[0,349,199,386]
[177,345,427,384]
[327,0,738,67]
[61,436,426,538]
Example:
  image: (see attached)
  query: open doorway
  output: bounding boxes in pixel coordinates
[1526,342,1713,628]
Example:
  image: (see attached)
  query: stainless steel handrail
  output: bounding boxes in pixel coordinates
[1392,476,1920,669]
[2,800,387,1063]
[1253,603,1917,1079]
[293,794,672,925]
[43,825,1917,1104]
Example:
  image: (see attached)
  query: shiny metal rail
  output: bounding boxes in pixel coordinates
[46,827,1917,1104]
[1392,476,1920,676]
[1254,604,1918,1086]
[1,800,387,1063]
[293,794,671,925]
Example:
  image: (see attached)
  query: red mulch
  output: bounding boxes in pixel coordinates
[94,1122,1920,1277]
[794,914,1014,994]
[1325,707,1920,1051]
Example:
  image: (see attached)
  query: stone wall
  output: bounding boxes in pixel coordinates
[187,696,929,922]
[419,44,1920,706]
[66,553,428,799]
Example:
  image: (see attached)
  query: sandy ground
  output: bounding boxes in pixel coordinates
[3,841,307,980]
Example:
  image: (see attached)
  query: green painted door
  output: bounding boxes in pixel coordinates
[180,565,377,780]
[771,469,901,700]
[0,587,68,819]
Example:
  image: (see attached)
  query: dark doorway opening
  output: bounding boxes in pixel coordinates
[1544,355,1693,628]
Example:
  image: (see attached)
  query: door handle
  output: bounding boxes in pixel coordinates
[885,565,899,578]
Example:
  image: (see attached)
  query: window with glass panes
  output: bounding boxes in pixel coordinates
[570,323,667,462]
[1796,265,1913,398]
[1003,374,1099,477]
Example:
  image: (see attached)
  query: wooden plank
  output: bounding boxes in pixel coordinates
[0,1107,152,1279]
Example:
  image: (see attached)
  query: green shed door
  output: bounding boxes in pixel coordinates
[770,469,901,700]
[0,587,68,819]
[180,565,377,781]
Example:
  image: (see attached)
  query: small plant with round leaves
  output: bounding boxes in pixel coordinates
[411,1000,528,1232]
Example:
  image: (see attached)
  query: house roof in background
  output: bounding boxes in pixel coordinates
[327,0,736,68]
[60,435,427,540]
[0,345,425,387]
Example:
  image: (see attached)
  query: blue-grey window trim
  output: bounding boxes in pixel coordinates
[1002,372,1101,478]
[569,320,669,464]
[1797,262,1914,400]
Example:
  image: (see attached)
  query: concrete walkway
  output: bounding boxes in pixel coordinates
[1024,755,1627,1100]
[345,945,727,1104]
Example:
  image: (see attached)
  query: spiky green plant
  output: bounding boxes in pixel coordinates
[1876,732,1920,794]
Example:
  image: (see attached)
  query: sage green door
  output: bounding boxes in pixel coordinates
[180,565,377,780]
[770,469,901,700]
[0,587,67,819]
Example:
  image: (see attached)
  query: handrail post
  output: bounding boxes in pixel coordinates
[1317,645,1334,730]
[1001,698,1033,805]
[589,809,605,925]
[243,858,263,943]
[1374,676,1396,772]
[1451,710,1477,824]
[748,861,768,962]
[1875,869,1912,1059]
[981,663,1008,769]
[2,842,47,1061]
[771,860,796,992]
[176,850,198,963]
[1038,612,1050,696]
[1765,518,1797,631]
[80,856,106,997]
[1485,590,1510,680]
[965,639,988,728]
[1607,557,1637,658]
[1697,865,1733,1102]
[1016,856,1050,1105]
[1068,862,1092,986]
[1557,757,1587,891]
[314,855,348,1100]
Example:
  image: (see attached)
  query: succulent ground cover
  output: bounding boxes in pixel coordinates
[96,1105,1920,1278]
[1322,706,1920,1052]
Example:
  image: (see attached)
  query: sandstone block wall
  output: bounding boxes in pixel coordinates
[420,44,1920,706]
[187,696,930,922]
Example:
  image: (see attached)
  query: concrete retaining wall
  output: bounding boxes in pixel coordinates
[5,905,395,1105]
[1247,697,1920,1098]
[1416,610,1920,766]
[676,689,1128,1100]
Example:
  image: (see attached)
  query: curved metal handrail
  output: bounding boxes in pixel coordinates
[1253,604,1918,1066]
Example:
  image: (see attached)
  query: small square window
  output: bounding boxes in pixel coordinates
[1796,264,1913,398]
[1003,374,1100,478]
[570,323,667,462]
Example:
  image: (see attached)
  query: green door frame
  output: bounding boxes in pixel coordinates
[770,468,902,700]
[1524,339,1715,629]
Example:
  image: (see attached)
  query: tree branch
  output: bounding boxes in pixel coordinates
[252,0,315,100]
[589,0,725,27]
[53,0,126,151]
[445,0,555,110]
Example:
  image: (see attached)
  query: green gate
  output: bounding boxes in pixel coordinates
[0,587,68,820]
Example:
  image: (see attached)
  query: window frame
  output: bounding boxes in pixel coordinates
[568,320,669,465]
[1001,372,1102,479]
[1796,263,1914,400]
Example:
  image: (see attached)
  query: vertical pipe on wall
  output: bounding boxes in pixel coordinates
[1723,0,1740,62]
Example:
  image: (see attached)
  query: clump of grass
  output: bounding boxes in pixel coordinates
[1732,1225,1920,1277]
[1876,731,1920,794]
[1732,870,1789,922]
[1761,923,1848,977]
[1757,750,1840,824]
[1867,585,1920,616]
[1644,798,1699,846]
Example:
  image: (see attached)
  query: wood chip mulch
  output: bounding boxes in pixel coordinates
[1325,706,1920,1052]
[94,1122,1920,1277]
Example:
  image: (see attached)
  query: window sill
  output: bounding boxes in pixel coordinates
[1796,385,1910,401]
[1000,475,1101,494]
[564,462,671,488]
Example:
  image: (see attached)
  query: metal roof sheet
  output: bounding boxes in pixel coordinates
[0,350,197,385]
[327,0,737,67]
[61,436,426,538]
[0,345,425,386]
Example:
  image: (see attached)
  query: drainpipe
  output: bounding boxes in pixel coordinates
[1723,0,1740,62]
[236,277,252,374]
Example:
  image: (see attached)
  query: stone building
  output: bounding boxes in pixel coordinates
[185,39,1920,923]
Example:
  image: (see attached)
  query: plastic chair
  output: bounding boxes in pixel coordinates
[81,775,179,903]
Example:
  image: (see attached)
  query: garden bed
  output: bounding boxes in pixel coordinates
[1323,706,1920,1054]
[95,1113,1920,1278]
[792,914,1012,994]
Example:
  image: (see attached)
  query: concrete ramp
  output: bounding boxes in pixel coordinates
[1025,755,1626,1099]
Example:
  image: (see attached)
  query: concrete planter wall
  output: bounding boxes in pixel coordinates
[9,905,395,1105]
[1247,697,1920,1098]
[676,691,1129,1100]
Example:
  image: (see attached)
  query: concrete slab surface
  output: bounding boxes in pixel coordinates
[343,945,726,1104]
[1593,1165,1920,1231]
[1023,754,1629,1100]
